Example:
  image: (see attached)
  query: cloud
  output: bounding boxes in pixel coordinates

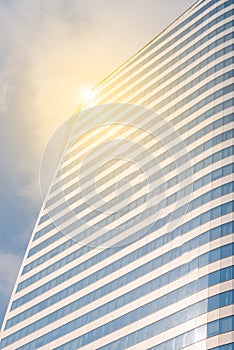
[0,252,21,295]
[0,252,22,330]
[0,0,93,204]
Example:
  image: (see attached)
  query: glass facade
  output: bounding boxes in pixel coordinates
[1,0,233,349]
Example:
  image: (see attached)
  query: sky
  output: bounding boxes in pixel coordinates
[0,0,195,329]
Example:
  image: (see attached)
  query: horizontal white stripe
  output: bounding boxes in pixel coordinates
[46,101,233,206]
[74,25,232,134]
[88,0,227,104]
[3,272,233,348]
[10,227,233,322]
[37,302,233,350]
[35,124,233,242]
[9,212,233,322]
[62,61,233,182]
[4,262,233,341]
[19,171,233,289]
[14,190,233,303]
[124,306,233,350]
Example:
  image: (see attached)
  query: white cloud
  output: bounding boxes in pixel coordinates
[0,252,22,311]
[0,252,22,335]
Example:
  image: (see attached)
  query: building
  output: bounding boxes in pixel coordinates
[1,0,233,348]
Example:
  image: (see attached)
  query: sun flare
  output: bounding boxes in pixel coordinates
[81,87,96,103]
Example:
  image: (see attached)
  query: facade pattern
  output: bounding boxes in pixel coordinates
[1,0,234,349]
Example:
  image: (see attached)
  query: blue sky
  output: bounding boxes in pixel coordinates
[0,0,195,329]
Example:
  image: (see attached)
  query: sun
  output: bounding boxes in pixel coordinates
[81,87,96,103]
